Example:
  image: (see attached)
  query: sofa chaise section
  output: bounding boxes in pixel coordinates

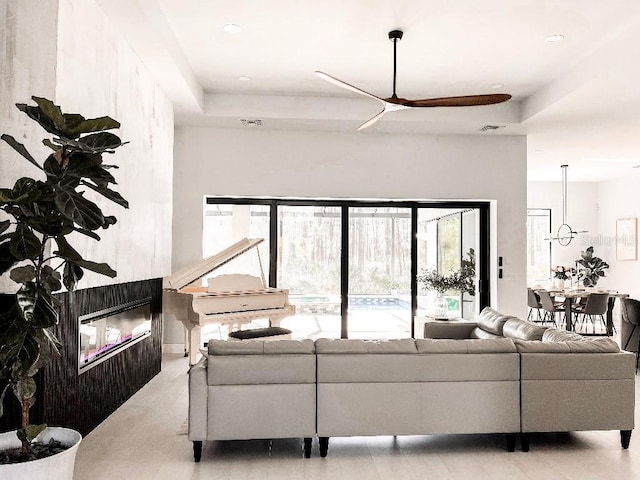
[315,337,521,456]
[188,339,317,461]
[516,330,635,451]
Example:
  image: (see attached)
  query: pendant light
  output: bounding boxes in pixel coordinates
[545,164,587,246]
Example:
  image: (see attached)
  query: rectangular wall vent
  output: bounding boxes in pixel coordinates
[240,119,263,127]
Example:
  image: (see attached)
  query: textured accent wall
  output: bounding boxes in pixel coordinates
[0,279,162,435]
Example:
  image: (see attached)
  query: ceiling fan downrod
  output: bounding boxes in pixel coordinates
[388,30,403,99]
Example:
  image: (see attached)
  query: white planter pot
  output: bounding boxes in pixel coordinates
[0,427,82,480]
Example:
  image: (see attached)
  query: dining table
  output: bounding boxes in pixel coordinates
[544,288,629,336]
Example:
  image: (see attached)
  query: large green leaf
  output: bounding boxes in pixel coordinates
[32,292,59,328]
[15,103,65,138]
[54,235,82,261]
[0,134,43,171]
[63,262,84,291]
[69,258,116,278]
[64,154,116,187]
[9,265,36,284]
[9,225,42,260]
[54,189,104,230]
[65,116,120,137]
[41,265,62,293]
[55,132,125,154]
[81,181,129,208]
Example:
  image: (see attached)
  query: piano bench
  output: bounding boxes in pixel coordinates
[228,326,292,341]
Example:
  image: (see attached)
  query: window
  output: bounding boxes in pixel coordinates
[527,209,552,285]
[203,198,490,339]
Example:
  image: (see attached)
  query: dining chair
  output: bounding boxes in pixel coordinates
[620,297,640,371]
[527,288,544,323]
[573,293,610,335]
[537,290,564,327]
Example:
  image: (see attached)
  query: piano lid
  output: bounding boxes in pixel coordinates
[163,237,264,291]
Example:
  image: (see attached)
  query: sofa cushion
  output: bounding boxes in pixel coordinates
[542,328,585,342]
[208,339,315,355]
[502,318,548,341]
[315,338,417,354]
[469,327,502,339]
[515,337,620,353]
[477,307,513,336]
[416,338,517,354]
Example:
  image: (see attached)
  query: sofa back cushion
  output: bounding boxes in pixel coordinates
[541,328,585,342]
[315,338,417,354]
[503,318,548,341]
[208,339,315,355]
[469,327,502,339]
[515,337,620,354]
[415,338,517,354]
[476,307,513,336]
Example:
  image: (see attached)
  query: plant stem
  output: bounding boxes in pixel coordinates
[21,396,30,455]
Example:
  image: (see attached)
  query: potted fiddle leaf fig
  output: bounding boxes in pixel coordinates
[0,97,128,478]
[574,246,609,287]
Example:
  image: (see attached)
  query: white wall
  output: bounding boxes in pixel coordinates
[0,0,59,293]
[528,181,600,274]
[597,173,640,299]
[0,0,174,293]
[171,127,528,342]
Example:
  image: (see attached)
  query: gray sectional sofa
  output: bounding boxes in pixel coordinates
[188,307,635,460]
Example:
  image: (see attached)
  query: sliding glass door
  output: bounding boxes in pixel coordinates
[348,207,412,338]
[277,205,341,338]
[203,198,490,339]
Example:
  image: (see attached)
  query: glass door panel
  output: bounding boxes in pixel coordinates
[417,209,476,319]
[348,207,411,338]
[277,205,341,339]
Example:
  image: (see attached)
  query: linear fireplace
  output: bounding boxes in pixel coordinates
[78,297,152,372]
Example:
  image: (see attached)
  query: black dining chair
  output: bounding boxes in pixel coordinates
[527,288,544,323]
[620,297,640,371]
[537,290,564,327]
[573,293,609,335]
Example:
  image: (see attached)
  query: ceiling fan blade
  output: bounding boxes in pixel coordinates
[357,108,387,131]
[315,71,383,103]
[403,94,512,108]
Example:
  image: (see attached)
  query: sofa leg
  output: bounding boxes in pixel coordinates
[506,434,516,452]
[303,437,312,458]
[319,437,329,457]
[521,433,530,452]
[193,441,203,462]
[621,430,632,449]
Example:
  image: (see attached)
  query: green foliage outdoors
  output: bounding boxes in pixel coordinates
[0,97,128,459]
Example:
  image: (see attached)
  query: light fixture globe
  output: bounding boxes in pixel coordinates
[545,165,587,245]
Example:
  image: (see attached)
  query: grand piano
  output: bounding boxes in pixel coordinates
[163,238,295,364]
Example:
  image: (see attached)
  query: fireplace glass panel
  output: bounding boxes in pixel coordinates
[79,299,152,371]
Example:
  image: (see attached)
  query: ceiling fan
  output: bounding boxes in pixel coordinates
[315,30,512,131]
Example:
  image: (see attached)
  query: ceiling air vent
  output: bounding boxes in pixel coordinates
[479,125,505,132]
[240,119,263,127]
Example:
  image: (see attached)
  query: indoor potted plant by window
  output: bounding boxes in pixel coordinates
[0,97,128,479]
[418,268,469,317]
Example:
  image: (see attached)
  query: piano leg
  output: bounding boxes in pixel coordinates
[188,325,202,365]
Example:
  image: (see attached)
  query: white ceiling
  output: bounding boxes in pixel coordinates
[97,0,640,182]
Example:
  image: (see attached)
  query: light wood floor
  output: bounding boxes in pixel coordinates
[73,352,640,480]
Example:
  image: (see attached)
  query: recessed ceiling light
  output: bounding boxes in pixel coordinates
[533,149,543,154]
[545,34,564,43]
[491,83,504,89]
[223,24,241,33]
[238,76,250,82]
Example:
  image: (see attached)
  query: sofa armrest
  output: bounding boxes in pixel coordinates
[188,357,208,441]
[423,321,478,339]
